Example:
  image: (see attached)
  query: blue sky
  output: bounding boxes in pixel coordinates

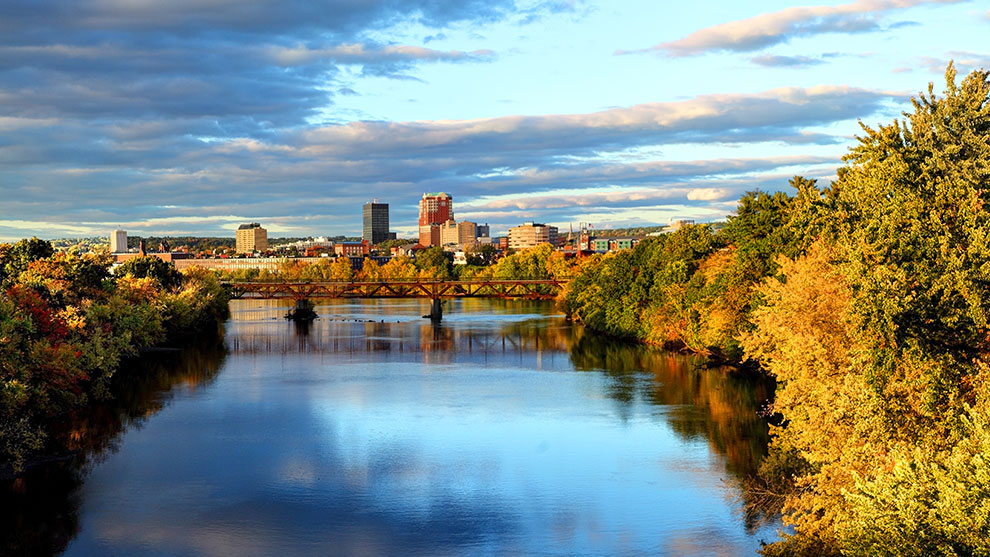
[1,0,988,240]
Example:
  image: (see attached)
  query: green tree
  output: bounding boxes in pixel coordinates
[749,64,990,555]
[115,256,183,290]
[465,244,498,266]
[1,237,55,287]
[415,247,453,279]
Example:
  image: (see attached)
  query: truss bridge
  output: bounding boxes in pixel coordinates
[221,279,570,321]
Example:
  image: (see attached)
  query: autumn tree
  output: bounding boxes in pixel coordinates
[1,237,55,287]
[748,64,990,555]
[115,256,183,290]
[415,247,452,279]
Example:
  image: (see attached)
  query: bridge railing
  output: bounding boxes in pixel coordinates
[220,278,571,300]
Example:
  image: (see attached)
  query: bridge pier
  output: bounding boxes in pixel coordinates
[426,297,443,322]
[285,297,318,321]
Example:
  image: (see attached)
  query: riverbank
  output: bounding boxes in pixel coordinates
[0,247,229,474]
[562,66,990,556]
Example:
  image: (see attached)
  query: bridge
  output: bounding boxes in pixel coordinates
[221,278,570,321]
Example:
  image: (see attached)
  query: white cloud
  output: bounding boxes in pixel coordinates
[265,43,495,66]
[686,188,732,201]
[618,0,961,57]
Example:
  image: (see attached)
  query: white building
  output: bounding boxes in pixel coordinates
[110,229,128,253]
[508,222,558,250]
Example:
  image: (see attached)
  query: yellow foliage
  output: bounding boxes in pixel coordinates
[57,305,87,331]
[742,242,879,545]
[115,275,160,304]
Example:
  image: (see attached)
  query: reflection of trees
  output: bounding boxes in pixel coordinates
[0,338,227,555]
[227,313,573,362]
[566,328,774,485]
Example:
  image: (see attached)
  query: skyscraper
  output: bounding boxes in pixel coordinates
[110,229,128,253]
[236,223,268,254]
[362,201,389,245]
[418,192,452,247]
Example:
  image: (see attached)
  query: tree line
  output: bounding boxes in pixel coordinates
[0,243,229,472]
[564,65,990,555]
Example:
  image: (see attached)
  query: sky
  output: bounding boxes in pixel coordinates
[1,0,988,241]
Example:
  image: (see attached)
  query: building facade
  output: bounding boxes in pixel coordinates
[418,192,453,247]
[334,240,370,257]
[110,229,128,253]
[362,201,390,245]
[439,219,478,249]
[507,222,559,250]
[668,219,695,232]
[236,223,268,254]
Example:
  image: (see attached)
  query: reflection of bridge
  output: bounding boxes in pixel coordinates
[221,279,570,320]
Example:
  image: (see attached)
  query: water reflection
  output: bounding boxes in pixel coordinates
[232,299,771,482]
[1,339,227,556]
[2,299,777,556]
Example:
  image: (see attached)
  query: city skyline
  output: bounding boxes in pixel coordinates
[1,0,988,242]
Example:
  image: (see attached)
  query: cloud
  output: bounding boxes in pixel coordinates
[617,0,961,57]
[750,54,826,67]
[265,44,495,67]
[0,1,511,133]
[1,81,876,238]
[916,51,990,74]
[0,0,514,37]
[0,0,906,240]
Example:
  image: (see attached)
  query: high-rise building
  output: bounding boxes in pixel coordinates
[476,223,490,238]
[457,221,477,247]
[236,223,268,254]
[418,192,452,247]
[110,229,128,253]
[439,219,477,248]
[362,201,389,245]
[508,222,558,250]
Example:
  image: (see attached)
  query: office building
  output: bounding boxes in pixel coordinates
[236,223,268,254]
[110,229,128,253]
[362,201,390,245]
[476,223,490,239]
[440,219,477,249]
[508,222,558,250]
[418,192,453,247]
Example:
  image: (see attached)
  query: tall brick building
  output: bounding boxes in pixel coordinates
[418,192,452,247]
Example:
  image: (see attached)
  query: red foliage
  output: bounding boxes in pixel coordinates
[5,284,69,340]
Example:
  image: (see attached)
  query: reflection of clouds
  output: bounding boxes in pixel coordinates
[277,458,317,487]
[51,298,775,555]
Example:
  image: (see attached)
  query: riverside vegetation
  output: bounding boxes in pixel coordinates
[565,65,990,555]
[0,245,229,473]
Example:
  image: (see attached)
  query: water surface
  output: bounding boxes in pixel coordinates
[3,298,777,555]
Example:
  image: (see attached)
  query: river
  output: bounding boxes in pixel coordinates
[2,298,779,556]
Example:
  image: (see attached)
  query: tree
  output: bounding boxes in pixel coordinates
[1,237,55,287]
[17,251,111,306]
[359,258,382,281]
[465,244,498,266]
[328,256,354,281]
[749,64,990,555]
[380,256,417,280]
[415,247,453,279]
[115,256,183,290]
